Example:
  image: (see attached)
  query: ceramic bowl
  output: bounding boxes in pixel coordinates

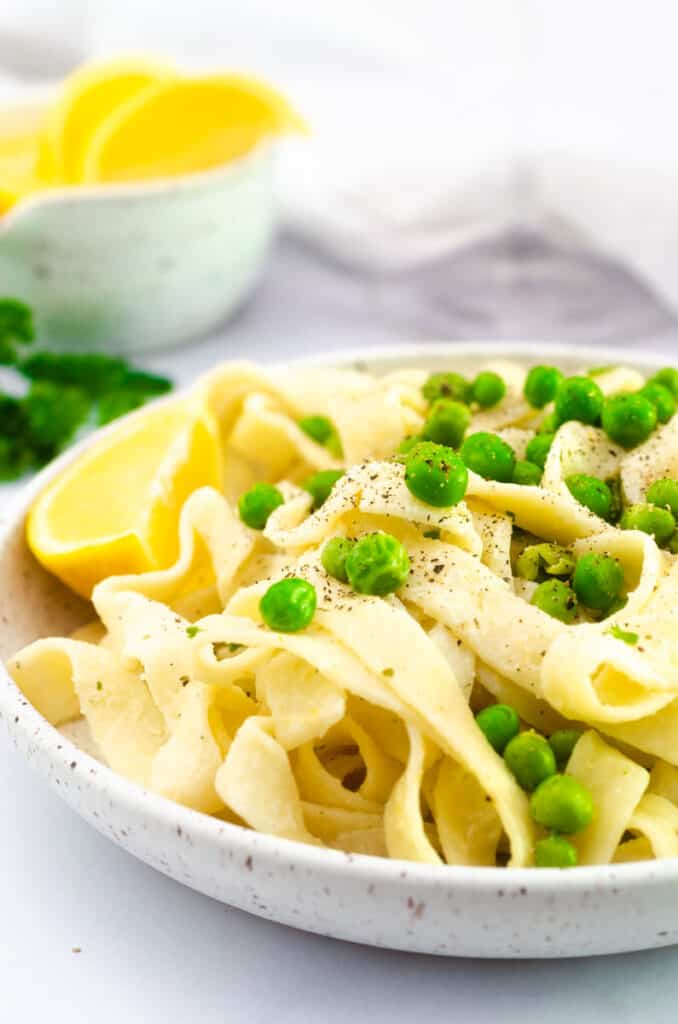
[0,103,277,353]
[1,341,678,959]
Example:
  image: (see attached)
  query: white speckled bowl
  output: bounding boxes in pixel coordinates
[0,103,277,353]
[2,341,678,959]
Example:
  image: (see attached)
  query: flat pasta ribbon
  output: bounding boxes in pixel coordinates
[11,356,678,868]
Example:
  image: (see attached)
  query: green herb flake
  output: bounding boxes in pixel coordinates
[607,625,639,645]
[382,667,395,677]
[186,625,202,638]
[227,643,243,653]
[96,681,103,691]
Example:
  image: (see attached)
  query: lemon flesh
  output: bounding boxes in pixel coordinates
[37,56,175,184]
[27,400,222,598]
[83,75,304,184]
[0,130,40,212]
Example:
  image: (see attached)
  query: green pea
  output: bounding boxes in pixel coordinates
[475,704,520,754]
[513,460,542,486]
[504,731,557,791]
[525,432,554,470]
[299,415,346,460]
[524,365,564,409]
[638,383,676,424]
[403,441,468,507]
[460,432,516,482]
[538,412,558,434]
[326,434,343,460]
[601,393,657,448]
[514,547,541,582]
[515,543,575,582]
[422,371,469,405]
[554,376,604,426]
[298,415,333,446]
[260,578,317,632]
[648,367,678,398]
[646,478,678,519]
[321,536,355,583]
[238,482,284,530]
[621,503,676,545]
[421,398,471,448]
[303,469,345,509]
[669,532,678,555]
[565,473,612,520]
[396,434,423,456]
[471,371,506,408]
[535,835,578,868]
[345,532,410,596]
[530,774,594,834]
[531,579,578,623]
[549,729,583,768]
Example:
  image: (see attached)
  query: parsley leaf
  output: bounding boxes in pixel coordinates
[607,624,639,645]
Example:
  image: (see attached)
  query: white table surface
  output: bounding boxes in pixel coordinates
[2,234,678,1023]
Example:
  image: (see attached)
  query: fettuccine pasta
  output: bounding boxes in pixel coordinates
[11,357,678,868]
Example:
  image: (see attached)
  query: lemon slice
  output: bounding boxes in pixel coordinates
[37,56,175,184]
[27,399,222,598]
[82,75,305,184]
[0,132,39,213]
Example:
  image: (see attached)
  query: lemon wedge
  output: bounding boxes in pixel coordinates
[37,56,175,184]
[0,146,37,213]
[27,399,222,598]
[82,75,305,183]
[0,125,42,213]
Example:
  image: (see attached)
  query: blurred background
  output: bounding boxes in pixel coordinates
[2,0,678,361]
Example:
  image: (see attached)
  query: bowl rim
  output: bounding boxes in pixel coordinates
[0,129,274,240]
[2,337,678,893]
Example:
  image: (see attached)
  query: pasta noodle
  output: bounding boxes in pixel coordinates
[10,356,678,869]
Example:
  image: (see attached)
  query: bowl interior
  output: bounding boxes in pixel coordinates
[0,511,89,660]
[3,340,678,960]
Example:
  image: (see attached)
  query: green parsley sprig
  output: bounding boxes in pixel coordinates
[0,298,173,480]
